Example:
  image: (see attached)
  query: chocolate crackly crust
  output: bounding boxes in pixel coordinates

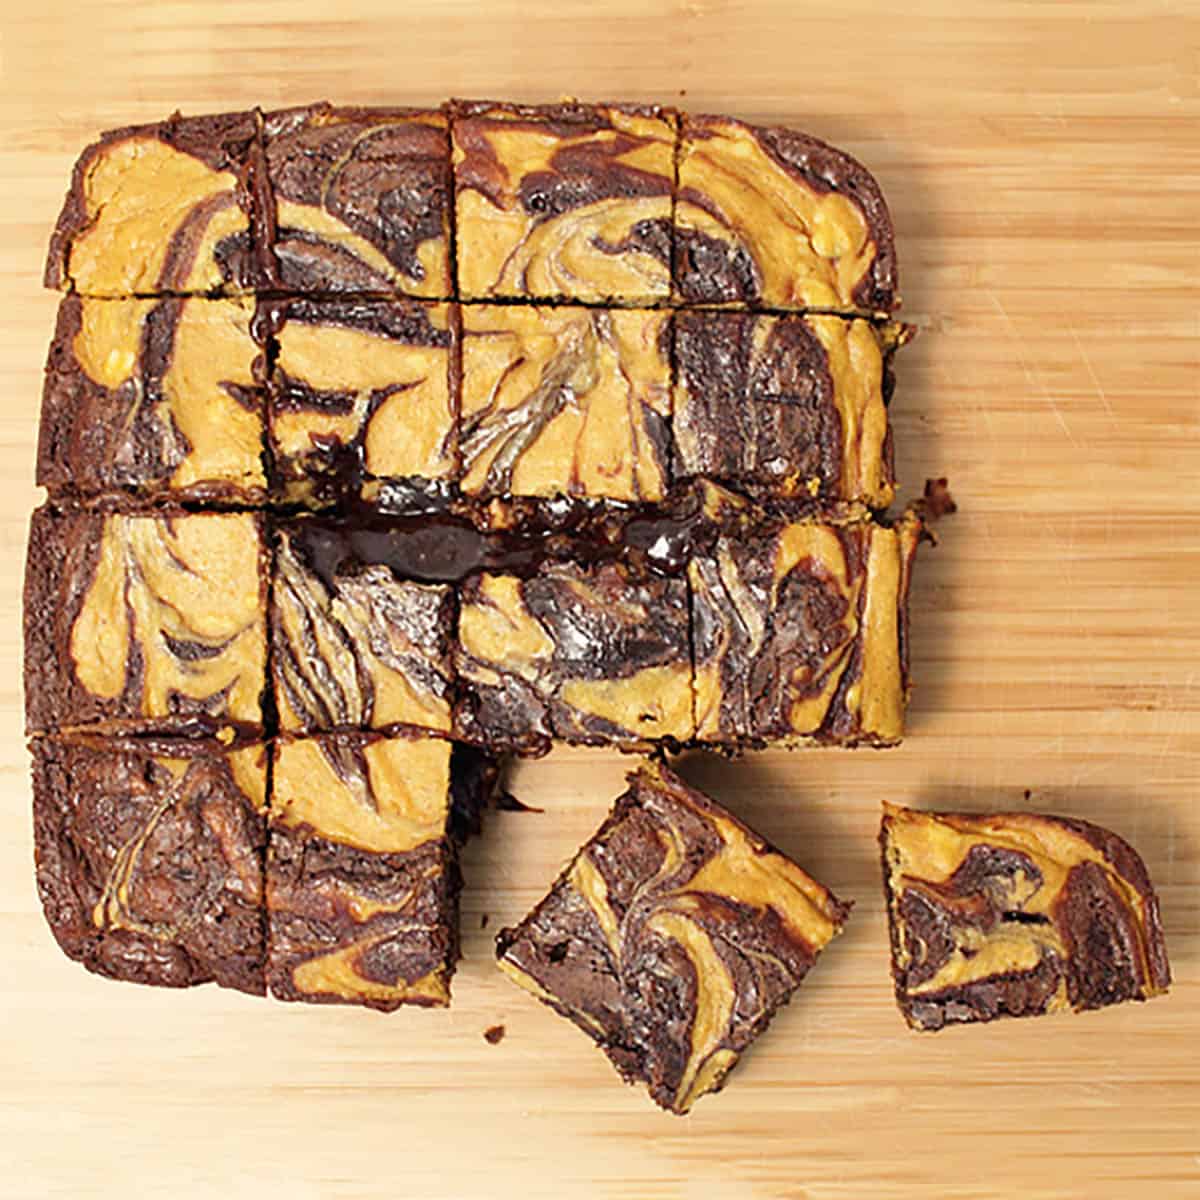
[32,735,268,994]
[675,113,898,314]
[45,108,271,297]
[24,506,268,736]
[496,760,851,1114]
[880,804,1171,1031]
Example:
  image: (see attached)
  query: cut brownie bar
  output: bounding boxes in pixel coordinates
[25,507,268,735]
[452,100,675,303]
[690,514,920,747]
[263,103,451,297]
[880,804,1171,1032]
[675,114,897,314]
[673,310,906,507]
[272,522,455,735]
[33,734,267,993]
[39,295,267,502]
[266,297,456,503]
[454,561,694,754]
[496,760,851,1114]
[267,732,462,1010]
[460,305,671,502]
[45,109,268,297]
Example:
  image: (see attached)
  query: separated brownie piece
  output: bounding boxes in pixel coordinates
[267,733,464,1010]
[675,114,897,314]
[454,561,694,755]
[25,507,268,735]
[460,305,671,502]
[263,104,451,297]
[674,310,905,507]
[496,760,851,1114]
[272,522,455,735]
[39,295,267,502]
[880,804,1171,1032]
[33,735,268,994]
[45,109,268,297]
[690,514,920,747]
[266,297,456,503]
[452,100,675,303]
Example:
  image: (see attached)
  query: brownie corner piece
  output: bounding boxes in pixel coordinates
[263,103,451,297]
[38,294,267,502]
[271,518,455,735]
[24,505,268,736]
[266,732,460,1010]
[496,760,850,1113]
[675,112,897,314]
[32,734,268,994]
[879,804,1171,1032]
[45,108,268,297]
[452,99,675,303]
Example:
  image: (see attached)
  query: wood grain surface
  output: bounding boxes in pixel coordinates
[1,3,1197,1197]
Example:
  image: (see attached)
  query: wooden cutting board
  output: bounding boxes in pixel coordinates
[1,3,1196,1197]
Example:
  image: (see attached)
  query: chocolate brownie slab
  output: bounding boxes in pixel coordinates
[266,732,462,1010]
[38,295,267,502]
[25,507,268,736]
[452,100,675,303]
[675,113,897,314]
[880,804,1171,1031]
[453,561,694,755]
[690,514,920,747]
[673,310,906,507]
[460,305,671,502]
[263,103,451,297]
[265,297,456,503]
[272,522,455,735]
[33,735,268,993]
[496,760,851,1113]
[45,109,269,297]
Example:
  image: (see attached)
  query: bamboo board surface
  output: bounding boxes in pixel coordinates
[0,3,1197,1197]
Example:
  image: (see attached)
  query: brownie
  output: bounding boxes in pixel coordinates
[263,103,451,297]
[38,295,267,502]
[33,734,268,994]
[265,297,456,502]
[452,100,675,303]
[689,514,921,747]
[880,804,1171,1031]
[496,760,852,1113]
[44,108,269,297]
[674,113,897,314]
[272,521,455,735]
[266,732,463,1010]
[673,310,906,507]
[25,506,268,735]
[460,305,671,502]
[454,560,694,755]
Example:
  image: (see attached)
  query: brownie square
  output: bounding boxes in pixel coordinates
[454,561,694,754]
[266,732,461,1010]
[674,114,897,314]
[38,295,267,502]
[45,109,268,297]
[880,804,1171,1031]
[263,103,451,298]
[33,735,268,994]
[452,100,675,303]
[497,760,851,1113]
[673,310,902,507]
[25,507,268,736]
[689,515,920,747]
[272,521,455,735]
[267,297,456,502]
[460,304,671,502]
